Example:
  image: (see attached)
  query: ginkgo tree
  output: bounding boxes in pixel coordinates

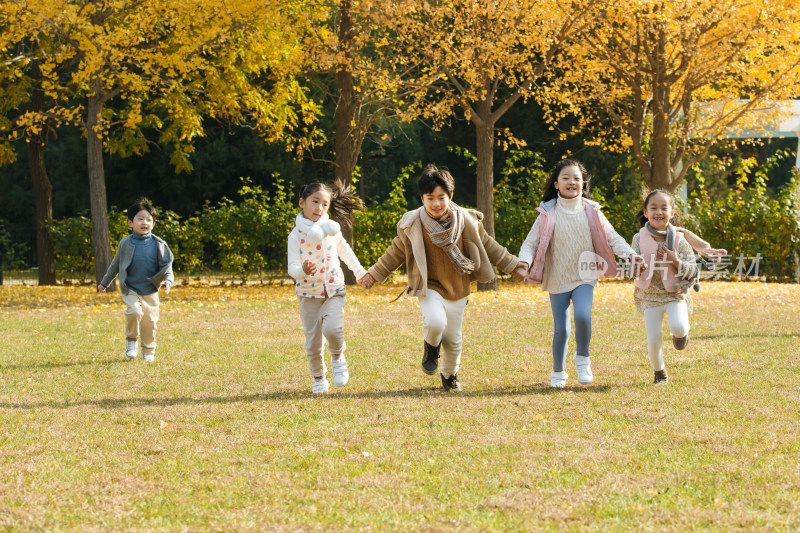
[546,0,800,192]
[0,3,82,285]
[2,0,317,283]
[385,0,594,289]
[303,0,432,282]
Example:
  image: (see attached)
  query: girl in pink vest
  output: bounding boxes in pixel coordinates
[287,183,368,394]
[517,160,641,388]
[631,189,703,384]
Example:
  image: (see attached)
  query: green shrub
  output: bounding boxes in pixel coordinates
[42,156,800,283]
[0,219,30,274]
[493,150,548,252]
[149,209,205,275]
[199,176,295,282]
[47,215,94,281]
[684,156,800,279]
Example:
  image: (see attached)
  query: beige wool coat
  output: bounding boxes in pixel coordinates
[367,207,520,298]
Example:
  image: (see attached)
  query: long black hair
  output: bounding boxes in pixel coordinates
[300,180,364,229]
[542,159,592,203]
[636,189,682,227]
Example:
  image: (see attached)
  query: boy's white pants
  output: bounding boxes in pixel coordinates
[121,291,160,356]
[419,290,468,378]
[298,295,346,378]
[643,300,690,371]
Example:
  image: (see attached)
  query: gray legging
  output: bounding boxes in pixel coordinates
[548,284,594,372]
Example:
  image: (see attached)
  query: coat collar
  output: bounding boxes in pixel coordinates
[538,196,602,213]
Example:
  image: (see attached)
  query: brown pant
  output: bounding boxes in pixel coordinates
[121,291,160,355]
[298,295,346,378]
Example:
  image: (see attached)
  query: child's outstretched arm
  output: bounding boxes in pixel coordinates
[476,215,521,275]
[598,210,635,258]
[629,233,648,277]
[335,233,368,282]
[98,242,123,293]
[677,228,727,256]
[365,234,407,286]
[517,217,541,268]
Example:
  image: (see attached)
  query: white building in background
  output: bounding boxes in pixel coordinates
[712,100,800,167]
[676,100,800,201]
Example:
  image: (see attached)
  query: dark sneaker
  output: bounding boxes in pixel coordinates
[441,373,463,391]
[653,369,668,385]
[672,334,689,350]
[422,341,440,375]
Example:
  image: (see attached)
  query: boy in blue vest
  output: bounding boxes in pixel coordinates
[98,198,174,362]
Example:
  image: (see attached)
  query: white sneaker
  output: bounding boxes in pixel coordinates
[331,357,349,387]
[143,353,155,363]
[574,355,593,384]
[125,340,137,359]
[550,371,568,388]
[312,378,330,394]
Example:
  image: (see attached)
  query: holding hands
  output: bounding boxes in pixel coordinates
[630,253,647,277]
[512,262,529,282]
[358,273,375,289]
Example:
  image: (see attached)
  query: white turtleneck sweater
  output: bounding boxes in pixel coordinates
[519,194,633,294]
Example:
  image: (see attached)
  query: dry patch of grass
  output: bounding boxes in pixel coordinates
[1,280,799,531]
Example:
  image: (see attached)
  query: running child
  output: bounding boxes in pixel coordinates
[287,182,368,394]
[359,164,522,391]
[98,198,174,363]
[517,159,641,388]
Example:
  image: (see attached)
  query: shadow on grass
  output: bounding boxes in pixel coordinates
[693,333,798,340]
[0,384,613,410]
[0,359,128,371]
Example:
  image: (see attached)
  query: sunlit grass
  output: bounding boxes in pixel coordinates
[1,280,799,530]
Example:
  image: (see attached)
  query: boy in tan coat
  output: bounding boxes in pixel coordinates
[360,164,523,390]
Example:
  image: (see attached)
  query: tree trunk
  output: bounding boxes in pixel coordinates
[87,79,114,287]
[650,100,674,191]
[648,29,676,192]
[474,106,498,291]
[335,0,359,284]
[28,136,57,285]
[27,82,57,285]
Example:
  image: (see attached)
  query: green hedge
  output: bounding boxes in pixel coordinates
[41,156,800,283]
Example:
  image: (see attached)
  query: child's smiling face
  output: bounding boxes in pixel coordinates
[554,165,584,199]
[128,209,154,235]
[421,185,451,219]
[644,192,675,230]
[299,189,331,222]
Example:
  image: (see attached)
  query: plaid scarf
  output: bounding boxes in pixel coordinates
[419,203,475,275]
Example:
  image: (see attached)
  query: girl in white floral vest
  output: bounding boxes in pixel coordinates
[287,182,368,394]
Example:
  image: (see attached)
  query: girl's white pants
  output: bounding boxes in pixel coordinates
[643,300,690,371]
[419,290,468,378]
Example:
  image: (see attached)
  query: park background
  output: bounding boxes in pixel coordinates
[1,2,800,530]
[1,0,800,285]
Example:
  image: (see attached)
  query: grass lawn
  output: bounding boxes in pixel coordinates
[1,280,799,531]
